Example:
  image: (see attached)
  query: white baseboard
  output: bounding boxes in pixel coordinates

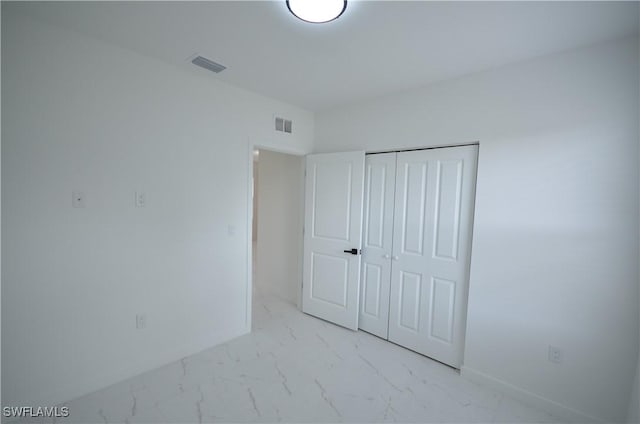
[460,366,604,423]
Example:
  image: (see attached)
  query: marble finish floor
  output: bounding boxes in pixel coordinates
[23,289,564,423]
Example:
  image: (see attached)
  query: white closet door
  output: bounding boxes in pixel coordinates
[388,145,478,368]
[302,151,365,331]
[359,153,396,339]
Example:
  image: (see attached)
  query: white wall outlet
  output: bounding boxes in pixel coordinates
[227,224,236,236]
[135,191,146,208]
[72,191,86,208]
[548,345,563,364]
[136,314,146,329]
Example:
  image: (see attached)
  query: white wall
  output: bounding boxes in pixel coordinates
[1,7,313,409]
[0,2,3,409]
[255,150,304,304]
[315,36,639,423]
[628,358,639,423]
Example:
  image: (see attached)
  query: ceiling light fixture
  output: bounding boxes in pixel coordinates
[287,0,347,24]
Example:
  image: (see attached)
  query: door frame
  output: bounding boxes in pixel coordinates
[245,141,306,332]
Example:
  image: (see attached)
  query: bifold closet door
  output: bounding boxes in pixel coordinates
[388,145,477,368]
[358,153,396,339]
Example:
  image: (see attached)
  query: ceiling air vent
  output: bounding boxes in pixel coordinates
[191,55,226,73]
[275,117,293,134]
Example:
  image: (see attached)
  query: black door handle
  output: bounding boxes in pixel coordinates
[343,248,360,255]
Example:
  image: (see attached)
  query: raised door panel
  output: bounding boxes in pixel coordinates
[399,161,428,256]
[398,271,422,332]
[361,263,382,317]
[312,162,353,241]
[433,160,464,260]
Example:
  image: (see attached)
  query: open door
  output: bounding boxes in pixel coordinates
[302,151,365,330]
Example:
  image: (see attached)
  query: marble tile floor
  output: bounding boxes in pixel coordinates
[21,289,565,423]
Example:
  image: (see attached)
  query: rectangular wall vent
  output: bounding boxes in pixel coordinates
[275,117,293,134]
[191,55,226,73]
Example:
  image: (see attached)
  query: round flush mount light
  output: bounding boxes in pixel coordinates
[287,0,347,24]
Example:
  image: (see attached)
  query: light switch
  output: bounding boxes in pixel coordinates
[228,225,236,236]
[136,314,146,329]
[72,191,86,208]
[135,192,146,208]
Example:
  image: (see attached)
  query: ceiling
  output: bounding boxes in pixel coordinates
[10,1,640,111]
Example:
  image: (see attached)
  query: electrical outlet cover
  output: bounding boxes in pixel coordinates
[135,192,146,208]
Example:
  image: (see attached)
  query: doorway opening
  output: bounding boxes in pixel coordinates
[251,148,305,325]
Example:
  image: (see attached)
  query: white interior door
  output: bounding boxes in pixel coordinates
[359,153,396,339]
[302,151,365,330]
[388,145,478,368]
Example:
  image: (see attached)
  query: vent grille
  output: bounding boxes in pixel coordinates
[275,117,293,134]
[191,55,226,73]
